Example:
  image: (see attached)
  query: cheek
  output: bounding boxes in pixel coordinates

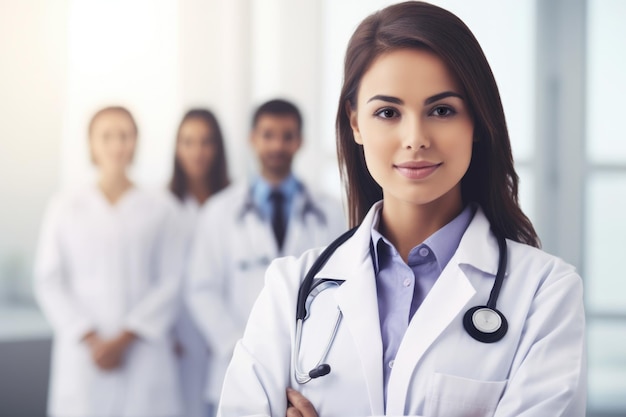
[359,121,395,166]
[176,146,191,165]
[90,139,108,160]
[250,137,264,153]
[201,146,217,163]
[446,126,474,167]
[123,139,137,156]
[287,141,301,154]
[360,136,393,186]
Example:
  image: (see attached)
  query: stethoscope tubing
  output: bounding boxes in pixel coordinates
[238,186,327,227]
[293,222,509,383]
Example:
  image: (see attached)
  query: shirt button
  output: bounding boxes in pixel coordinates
[389,360,395,369]
[403,278,411,287]
[419,247,430,257]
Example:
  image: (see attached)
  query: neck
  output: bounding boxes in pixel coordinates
[187,178,211,205]
[261,168,290,187]
[380,191,463,262]
[98,172,132,205]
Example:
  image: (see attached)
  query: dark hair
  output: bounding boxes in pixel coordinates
[252,99,303,133]
[336,1,539,247]
[169,109,230,201]
[88,106,138,137]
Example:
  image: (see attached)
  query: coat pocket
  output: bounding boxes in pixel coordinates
[424,372,507,417]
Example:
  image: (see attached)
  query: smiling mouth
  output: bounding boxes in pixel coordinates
[393,162,442,180]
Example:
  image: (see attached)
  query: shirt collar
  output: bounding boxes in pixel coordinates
[251,174,299,208]
[370,204,476,273]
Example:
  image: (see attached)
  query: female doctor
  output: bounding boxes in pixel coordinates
[218,2,586,417]
[168,108,230,417]
[35,106,185,417]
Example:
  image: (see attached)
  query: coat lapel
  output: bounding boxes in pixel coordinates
[385,262,476,414]
[314,202,385,415]
[333,257,385,415]
[385,208,500,414]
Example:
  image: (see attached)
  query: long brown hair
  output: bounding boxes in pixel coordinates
[336,1,539,247]
[169,109,230,201]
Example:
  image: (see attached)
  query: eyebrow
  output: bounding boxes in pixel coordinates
[367,95,404,105]
[367,91,464,105]
[424,91,464,104]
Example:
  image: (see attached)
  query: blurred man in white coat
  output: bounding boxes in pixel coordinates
[186,99,346,412]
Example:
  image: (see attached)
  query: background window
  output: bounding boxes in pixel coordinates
[585,0,626,412]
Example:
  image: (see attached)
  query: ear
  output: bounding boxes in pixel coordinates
[293,133,303,151]
[347,102,363,145]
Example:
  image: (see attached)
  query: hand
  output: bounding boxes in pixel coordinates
[85,330,136,371]
[286,388,318,417]
[174,340,185,357]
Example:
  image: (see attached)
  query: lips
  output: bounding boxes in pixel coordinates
[393,161,442,180]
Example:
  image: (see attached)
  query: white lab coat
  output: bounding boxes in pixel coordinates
[34,185,185,417]
[218,202,586,417]
[170,194,211,417]
[186,181,346,403]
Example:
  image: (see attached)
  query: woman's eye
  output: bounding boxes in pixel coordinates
[431,106,455,117]
[375,108,399,119]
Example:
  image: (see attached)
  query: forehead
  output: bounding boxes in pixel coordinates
[358,48,462,102]
[181,117,212,133]
[254,114,300,130]
[91,110,135,130]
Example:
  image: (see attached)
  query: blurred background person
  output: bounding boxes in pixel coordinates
[186,99,346,410]
[168,109,230,417]
[33,106,185,417]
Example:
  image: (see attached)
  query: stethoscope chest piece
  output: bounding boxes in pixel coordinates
[463,305,508,343]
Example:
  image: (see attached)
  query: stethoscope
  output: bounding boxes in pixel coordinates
[235,183,328,272]
[293,226,509,384]
[237,183,327,226]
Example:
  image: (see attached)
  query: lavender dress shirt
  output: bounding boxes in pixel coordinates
[370,204,475,402]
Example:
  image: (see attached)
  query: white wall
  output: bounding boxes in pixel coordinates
[0,0,68,301]
[61,0,181,189]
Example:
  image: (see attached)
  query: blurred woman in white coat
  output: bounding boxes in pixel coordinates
[168,109,230,417]
[218,2,586,416]
[35,106,185,417]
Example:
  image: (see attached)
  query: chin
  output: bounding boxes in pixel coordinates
[102,164,129,175]
[388,183,462,209]
[268,166,291,177]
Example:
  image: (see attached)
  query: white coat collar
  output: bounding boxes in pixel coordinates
[314,201,501,282]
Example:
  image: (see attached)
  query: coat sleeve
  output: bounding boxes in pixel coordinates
[33,197,95,342]
[185,202,243,358]
[217,258,297,417]
[124,202,187,340]
[494,263,586,417]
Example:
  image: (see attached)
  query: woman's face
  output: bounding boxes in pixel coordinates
[349,48,474,211]
[176,117,217,182]
[89,111,137,176]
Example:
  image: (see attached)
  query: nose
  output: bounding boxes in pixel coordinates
[269,136,287,152]
[402,114,430,150]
